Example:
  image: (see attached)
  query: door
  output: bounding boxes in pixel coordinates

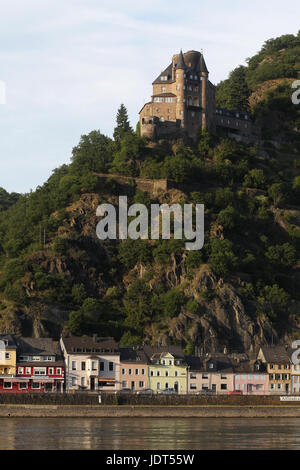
[90,377,95,391]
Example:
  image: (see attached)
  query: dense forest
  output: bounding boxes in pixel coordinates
[0,33,299,355]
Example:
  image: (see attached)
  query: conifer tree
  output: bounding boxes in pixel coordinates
[113,104,133,142]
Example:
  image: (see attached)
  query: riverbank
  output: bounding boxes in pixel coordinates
[2,404,300,418]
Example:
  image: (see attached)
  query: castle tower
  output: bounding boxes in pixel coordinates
[174,50,186,129]
[200,54,209,130]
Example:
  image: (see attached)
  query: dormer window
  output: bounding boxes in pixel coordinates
[209,363,214,369]
[161,76,168,81]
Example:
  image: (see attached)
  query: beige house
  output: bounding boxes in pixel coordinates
[60,336,121,392]
[186,355,234,394]
[120,348,149,391]
[257,346,292,394]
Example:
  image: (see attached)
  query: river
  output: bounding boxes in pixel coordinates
[0,417,300,450]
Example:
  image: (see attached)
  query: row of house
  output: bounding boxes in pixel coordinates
[0,334,299,395]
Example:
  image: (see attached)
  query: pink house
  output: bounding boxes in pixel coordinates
[234,361,269,395]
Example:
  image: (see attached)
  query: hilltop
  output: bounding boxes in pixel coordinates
[0,33,299,355]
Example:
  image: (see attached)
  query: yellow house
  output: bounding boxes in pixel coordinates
[0,335,17,376]
[257,346,291,394]
[144,346,187,394]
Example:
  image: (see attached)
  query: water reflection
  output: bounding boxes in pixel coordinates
[0,418,300,450]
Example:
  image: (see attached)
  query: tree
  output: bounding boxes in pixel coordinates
[113,104,133,142]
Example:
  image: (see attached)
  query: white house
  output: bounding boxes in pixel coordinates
[60,336,121,392]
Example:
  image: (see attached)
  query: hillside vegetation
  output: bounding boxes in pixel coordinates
[0,34,299,354]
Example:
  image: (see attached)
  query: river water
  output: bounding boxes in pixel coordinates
[1,417,300,450]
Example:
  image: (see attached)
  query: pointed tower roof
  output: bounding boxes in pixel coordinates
[199,54,208,74]
[176,50,186,70]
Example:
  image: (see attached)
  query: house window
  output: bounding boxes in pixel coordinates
[81,378,85,387]
[209,363,214,369]
[31,382,40,390]
[129,369,132,375]
[160,116,164,122]
[157,371,160,377]
[26,367,31,375]
[190,384,197,390]
[270,364,274,370]
[175,371,178,377]
[92,362,97,371]
[221,384,227,390]
[5,353,10,360]
[19,383,27,390]
[139,381,144,388]
[165,371,169,377]
[71,377,76,386]
[72,361,76,371]
[165,383,169,390]
[157,383,161,390]
[18,367,24,375]
[56,368,62,375]
[236,384,240,391]
[34,368,46,376]
[190,374,197,379]
[142,369,145,375]
[221,375,227,380]
[48,368,54,375]
[81,362,86,371]
[150,371,154,377]
[100,362,104,371]
[122,369,125,375]
[161,87,166,93]
[109,362,114,372]
[202,374,208,380]
[4,382,12,389]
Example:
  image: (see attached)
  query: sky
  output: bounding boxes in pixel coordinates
[0,0,299,194]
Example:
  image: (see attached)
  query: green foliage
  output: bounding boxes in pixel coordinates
[209,238,238,277]
[113,104,133,142]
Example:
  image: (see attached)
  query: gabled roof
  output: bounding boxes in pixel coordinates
[61,336,119,355]
[186,355,234,373]
[143,345,185,362]
[260,346,291,364]
[15,337,58,356]
[152,64,173,84]
[120,348,148,364]
[0,334,17,349]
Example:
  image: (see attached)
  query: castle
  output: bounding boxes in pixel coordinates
[139,50,254,142]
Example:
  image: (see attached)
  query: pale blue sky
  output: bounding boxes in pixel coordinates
[0,0,299,193]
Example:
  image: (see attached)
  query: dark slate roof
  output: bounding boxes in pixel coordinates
[186,355,234,373]
[216,107,250,121]
[152,64,173,84]
[233,360,267,374]
[120,348,148,364]
[15,337,59,356]
[260,346,291,364]
[199,54,208,74]
[62,336,119,355]
[0,334,17,349]
[176,50,186,70]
